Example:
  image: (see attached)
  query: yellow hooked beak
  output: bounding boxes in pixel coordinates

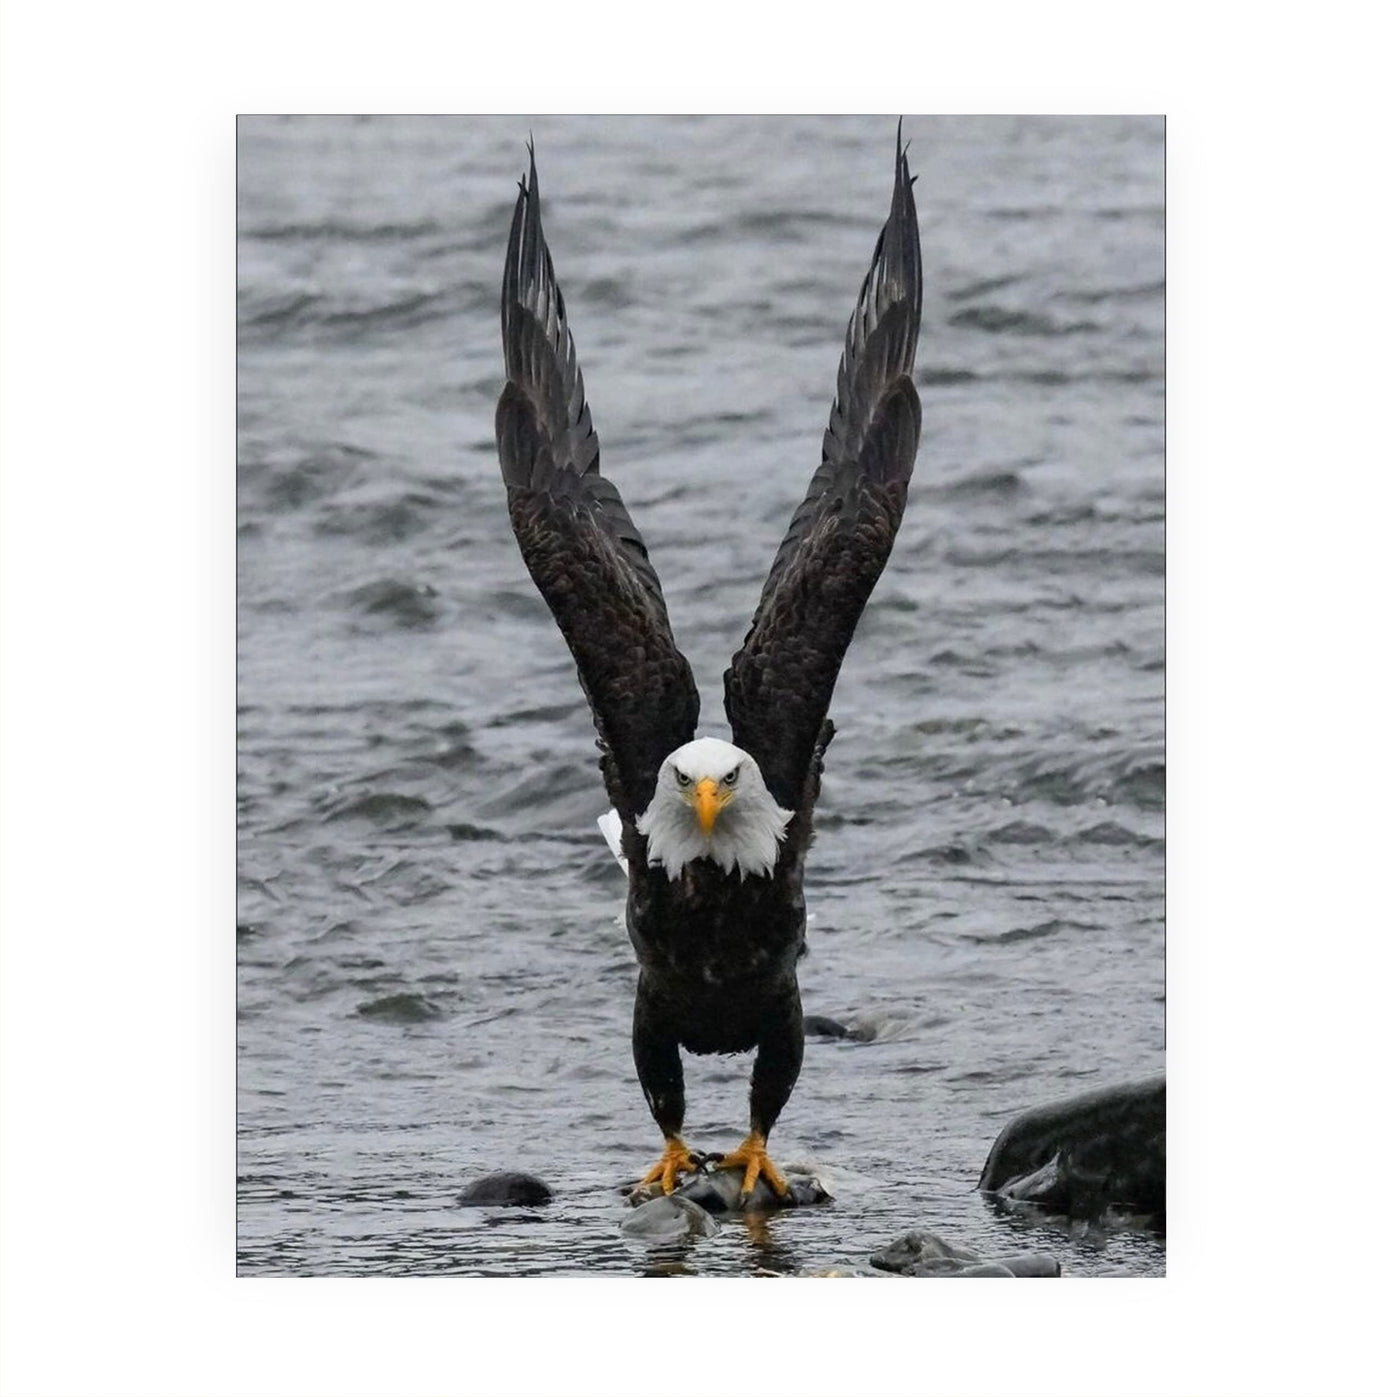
[692,777,728,836]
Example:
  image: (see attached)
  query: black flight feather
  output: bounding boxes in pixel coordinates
[495,146,700,820]
[724,129,923,810]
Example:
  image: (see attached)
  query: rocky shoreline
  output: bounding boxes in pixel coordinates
[456,1075,1165,1275]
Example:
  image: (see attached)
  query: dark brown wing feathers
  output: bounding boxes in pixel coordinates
[724,130,923,811]
[495,145,699,819]
[495,132,921,822]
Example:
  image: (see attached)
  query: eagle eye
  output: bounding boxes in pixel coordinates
[723,767,740,786]
[675,770,693,788]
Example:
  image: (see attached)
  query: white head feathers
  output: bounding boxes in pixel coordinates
[636,736,793,881]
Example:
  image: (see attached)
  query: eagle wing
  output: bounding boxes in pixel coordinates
[724,130,923,811]
[496,146,700,821]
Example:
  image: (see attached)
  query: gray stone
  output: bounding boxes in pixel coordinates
[870,1228,1061,1278]
[620,1194,720,1241]
[870,1230,981,1272]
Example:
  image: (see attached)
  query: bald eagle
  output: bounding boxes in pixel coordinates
[494,130,922,1199]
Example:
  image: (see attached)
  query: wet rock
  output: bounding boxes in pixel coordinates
[620,1194,719,1241]
[803,1013,878,1042]
[871,1229,978,1272]
[628,1160,833,1214]
[870,1229,1060,1278]
[978,1075,1165,1229]
[355,992,442,1024]
[455,1171,553,1207]
[803,1014,852,1039]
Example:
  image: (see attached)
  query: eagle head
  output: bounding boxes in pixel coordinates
[636,736,794,881]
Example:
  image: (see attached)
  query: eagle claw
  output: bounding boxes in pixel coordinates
[718,1131,789,1199]
[637,1136,702,1195]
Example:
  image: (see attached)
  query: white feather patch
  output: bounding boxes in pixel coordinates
[597,808,627,873]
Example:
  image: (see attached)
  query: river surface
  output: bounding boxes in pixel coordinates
[236,114,1164,1276]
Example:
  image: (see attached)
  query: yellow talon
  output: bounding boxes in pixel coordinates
[637,1135,701,1194]
[717,1131,789,1198]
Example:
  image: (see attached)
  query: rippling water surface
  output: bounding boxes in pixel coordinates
[237,115,1164,1276]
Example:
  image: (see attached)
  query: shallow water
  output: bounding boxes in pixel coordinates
[236,115,1164,1276]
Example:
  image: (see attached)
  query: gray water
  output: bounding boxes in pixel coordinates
[236,115,1164,1276]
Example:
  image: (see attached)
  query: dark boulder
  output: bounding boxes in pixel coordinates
[455,1171,553,1207]
[978,1075,1165,1229]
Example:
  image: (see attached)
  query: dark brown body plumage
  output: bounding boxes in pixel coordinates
[493,130,922,1157]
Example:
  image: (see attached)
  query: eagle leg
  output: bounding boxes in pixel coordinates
[724,996,805,1198]
[632,981,696,1192]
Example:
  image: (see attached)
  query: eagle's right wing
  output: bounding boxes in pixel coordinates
[724,129,922,812]
[496,145,699,821]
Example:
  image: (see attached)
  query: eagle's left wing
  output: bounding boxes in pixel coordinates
[724,128,922,811]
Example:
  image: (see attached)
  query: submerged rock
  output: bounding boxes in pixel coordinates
[356,991,443,1024]
[802,1014,878,1042]
[870,1229,1061,1278]
[628,1159,833,1214]
[978,1075,1165,1230]
[620,1194,719,1241]
[455,1171,553,1207]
